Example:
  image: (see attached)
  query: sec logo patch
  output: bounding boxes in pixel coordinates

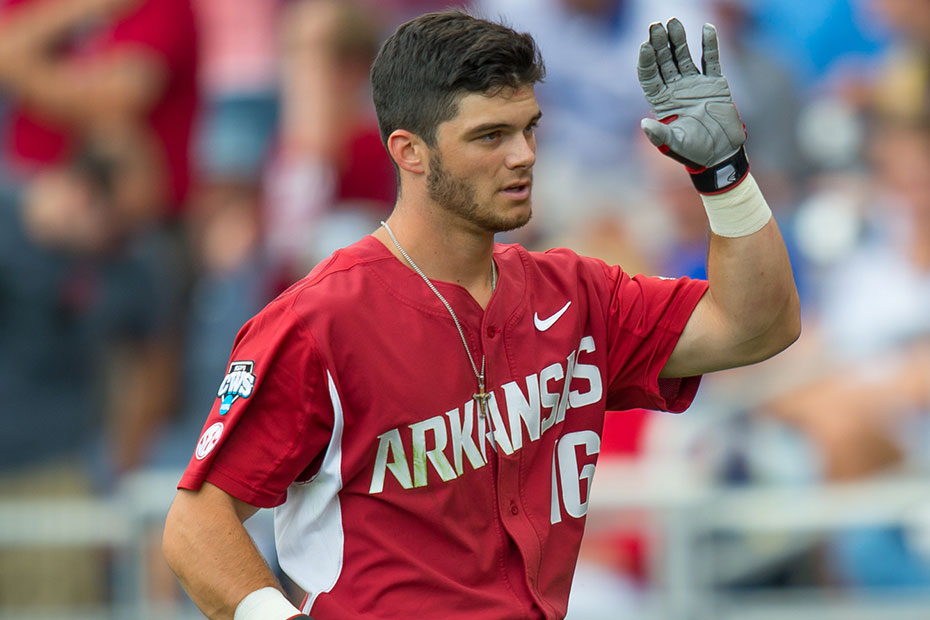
[195,422,225,460]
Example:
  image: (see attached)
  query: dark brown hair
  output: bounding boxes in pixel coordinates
[370,11,545,147]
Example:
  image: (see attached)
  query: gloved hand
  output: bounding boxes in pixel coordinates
[638,19,748,194]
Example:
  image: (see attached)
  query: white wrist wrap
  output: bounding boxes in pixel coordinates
[700,173,772,238]
[234,587,302,620]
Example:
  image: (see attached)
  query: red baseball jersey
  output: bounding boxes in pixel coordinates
[179,235,707,619]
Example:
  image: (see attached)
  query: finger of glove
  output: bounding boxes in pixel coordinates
[641,118,672,147]
[701,23,722,77]
[649,22,680,83]
[667,18,699,76]
[637,41,666,99]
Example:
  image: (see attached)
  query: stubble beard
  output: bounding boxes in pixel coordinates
[426,153,531,233]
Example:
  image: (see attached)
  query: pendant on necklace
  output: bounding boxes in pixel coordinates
[473,375,491,419]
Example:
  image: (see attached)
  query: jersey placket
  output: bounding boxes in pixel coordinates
[480,302,551,619]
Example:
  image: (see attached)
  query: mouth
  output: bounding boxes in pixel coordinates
[500,179,532,200]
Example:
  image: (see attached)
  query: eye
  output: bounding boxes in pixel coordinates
[478,131,502,143]
[524,121,538,136]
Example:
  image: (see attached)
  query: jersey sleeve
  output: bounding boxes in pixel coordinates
[599,264,708,413]
[178,299,335,508]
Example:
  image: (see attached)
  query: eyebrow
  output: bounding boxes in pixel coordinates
[466,111,543,137]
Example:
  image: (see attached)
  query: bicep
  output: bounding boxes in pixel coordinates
[660,286,796,378]
[659,290,734,378]
[170,482,261,526]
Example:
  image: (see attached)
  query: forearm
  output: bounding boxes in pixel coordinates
[704,182,800,362]
[662,175,801,377]
[278,0,354,161]
[163,485,282,620]
[771,340,930,424]
[279,46,345,159]
[0,51,164,129]
[0,0,106,56]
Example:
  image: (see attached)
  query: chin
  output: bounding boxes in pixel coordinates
[492,207,533,233]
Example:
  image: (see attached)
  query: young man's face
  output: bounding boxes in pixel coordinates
[426,84,541,233]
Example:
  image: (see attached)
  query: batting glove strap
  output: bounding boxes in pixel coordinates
[687,145,750,195]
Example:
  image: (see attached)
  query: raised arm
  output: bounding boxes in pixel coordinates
[0,0,167,130]
[163,482,307,620]
[637,19,801,378]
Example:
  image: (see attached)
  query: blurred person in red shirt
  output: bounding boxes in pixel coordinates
[0,0,197,217]
[0,0,199,479]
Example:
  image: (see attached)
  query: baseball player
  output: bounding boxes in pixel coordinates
[163,12,800,620]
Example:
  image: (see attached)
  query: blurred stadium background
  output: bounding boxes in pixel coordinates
[2,0,930,618]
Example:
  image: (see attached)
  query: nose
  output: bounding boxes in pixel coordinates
[506,133,536,169]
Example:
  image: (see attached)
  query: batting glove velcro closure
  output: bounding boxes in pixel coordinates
[687,145,750,194]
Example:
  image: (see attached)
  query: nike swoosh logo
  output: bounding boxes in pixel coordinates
[534,301,572,331]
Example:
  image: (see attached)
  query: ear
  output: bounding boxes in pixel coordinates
[386,129,427,175]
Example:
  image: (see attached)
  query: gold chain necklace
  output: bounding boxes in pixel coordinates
[381,221,496,418]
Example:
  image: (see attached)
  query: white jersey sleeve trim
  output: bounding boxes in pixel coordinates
[273,370,346,612]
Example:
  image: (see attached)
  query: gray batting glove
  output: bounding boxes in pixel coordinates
[638,19,748,192]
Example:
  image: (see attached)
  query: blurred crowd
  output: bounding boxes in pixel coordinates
[1,0,930,616]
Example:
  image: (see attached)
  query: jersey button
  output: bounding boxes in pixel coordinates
[486,326,497,338]
[510,501,519,515]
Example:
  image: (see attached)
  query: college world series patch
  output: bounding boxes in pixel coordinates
[217,360,256,414]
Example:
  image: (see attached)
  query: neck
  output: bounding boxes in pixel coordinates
[374,210,497,308]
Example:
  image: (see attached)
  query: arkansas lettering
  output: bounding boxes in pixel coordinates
[369,336,602,494]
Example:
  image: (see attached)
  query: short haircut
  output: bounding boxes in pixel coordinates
[371,10,545,147]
